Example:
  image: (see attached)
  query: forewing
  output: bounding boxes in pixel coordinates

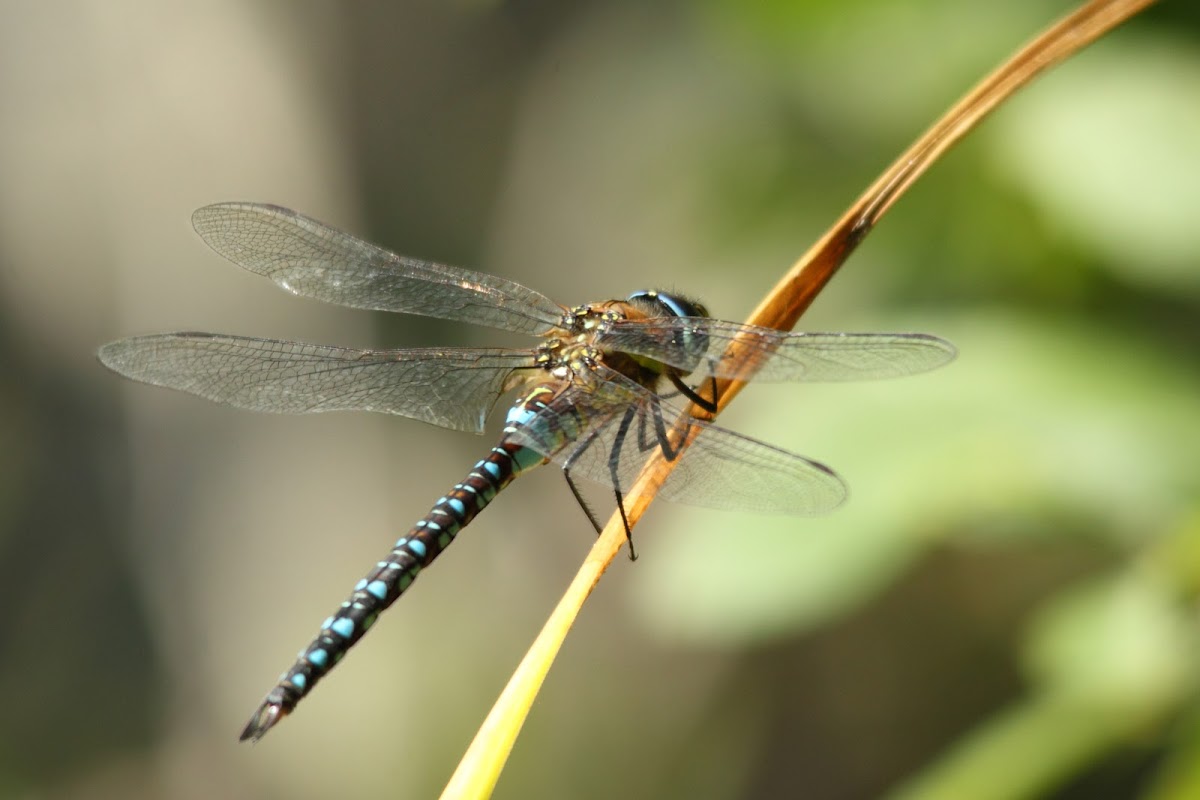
[598,319,956,382]
[98,334,533,433]
[509,367,846,515]
[191,203,567,334]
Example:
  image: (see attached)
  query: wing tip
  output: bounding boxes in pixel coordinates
[919,332,958,362]
[97,338,150,376]
[191,201,300,239]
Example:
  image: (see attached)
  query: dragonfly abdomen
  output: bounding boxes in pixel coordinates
[238,389,558,741]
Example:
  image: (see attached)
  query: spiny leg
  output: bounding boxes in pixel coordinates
[605,394,703,559]
[560,373,719,561]
[667,371,718,414]
[647,390,699,462]
[607,405,640,561]
[636,400,656,453]
[561,424,608,535]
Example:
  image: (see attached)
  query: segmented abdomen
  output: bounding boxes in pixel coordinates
[239,385,564,741]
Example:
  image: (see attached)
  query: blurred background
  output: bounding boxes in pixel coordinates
[1,1,1198,798]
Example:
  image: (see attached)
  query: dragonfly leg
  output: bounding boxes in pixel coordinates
[636,402,656,453]
[648,391,700,463]
[561,426,608,535]
[667,371,718,414]
[607,405,640,561]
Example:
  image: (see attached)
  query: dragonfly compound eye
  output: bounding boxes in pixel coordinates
[627,290,712,373]
[627,289,707,320]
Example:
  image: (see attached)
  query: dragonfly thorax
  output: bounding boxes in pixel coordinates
[557,293,716,382]
[559,301,625,338]
[533,337,605,381]
[535,308,665,393]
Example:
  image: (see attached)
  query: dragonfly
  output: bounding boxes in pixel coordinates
[98,203,955,742]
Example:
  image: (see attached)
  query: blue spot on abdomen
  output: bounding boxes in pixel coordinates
[505,405,538,427]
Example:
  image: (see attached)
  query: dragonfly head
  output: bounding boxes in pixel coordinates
[626,290,712,375]
[626,290,709,321]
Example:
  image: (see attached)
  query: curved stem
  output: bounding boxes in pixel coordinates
[440,1,1158,797]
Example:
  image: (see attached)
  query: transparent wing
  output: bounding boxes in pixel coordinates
[509,367,846,515]
[98,333,534,434]
[191,203,568,335]
[597,319,955,382]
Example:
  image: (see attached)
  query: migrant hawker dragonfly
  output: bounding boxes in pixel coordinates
[98,203,955,740]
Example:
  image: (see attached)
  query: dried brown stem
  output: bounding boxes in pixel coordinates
[442,2,1159,796]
